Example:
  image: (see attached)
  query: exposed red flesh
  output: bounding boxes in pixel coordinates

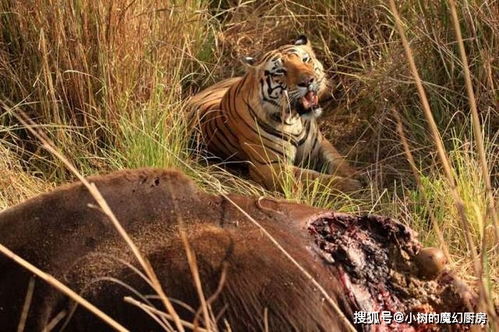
[308,213,477,332]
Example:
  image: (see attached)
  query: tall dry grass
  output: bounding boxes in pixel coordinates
[1,0,208,173]
[1,0,497,328]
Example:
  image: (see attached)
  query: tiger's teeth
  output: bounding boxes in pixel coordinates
[301,91,318,109]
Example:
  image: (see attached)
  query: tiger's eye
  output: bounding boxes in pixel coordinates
[414,247,447,280]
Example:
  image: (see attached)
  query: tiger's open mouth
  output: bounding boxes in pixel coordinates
[296,91,319,115]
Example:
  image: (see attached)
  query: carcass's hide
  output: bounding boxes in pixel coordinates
[0,169,475,331]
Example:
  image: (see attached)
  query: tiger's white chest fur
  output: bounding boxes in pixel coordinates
[268,111,304,136]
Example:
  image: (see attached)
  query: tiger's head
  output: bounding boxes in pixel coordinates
[243,35,328,120]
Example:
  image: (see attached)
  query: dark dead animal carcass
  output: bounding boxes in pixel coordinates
[0,168,479,331]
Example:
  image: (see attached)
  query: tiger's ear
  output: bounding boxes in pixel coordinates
[241,56,256,66]
[294,35,310,46]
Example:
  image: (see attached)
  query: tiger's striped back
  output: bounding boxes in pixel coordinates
[187,77,248,162]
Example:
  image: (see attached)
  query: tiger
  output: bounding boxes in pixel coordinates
[187,35,363,193]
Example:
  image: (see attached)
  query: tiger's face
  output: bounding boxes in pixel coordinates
[244,35,327,119]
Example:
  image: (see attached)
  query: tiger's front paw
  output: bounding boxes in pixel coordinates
[334,177,363,193]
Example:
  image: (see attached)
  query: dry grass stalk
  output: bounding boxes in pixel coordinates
[446,0,499,322]
[263,307,269,332]
[16,277,35,332]
[124,296,210,332]
[165,177,216,331]
[178,230,214,331]
[446,0,499,243]
[391,108,452,263]
[42,310,67,332]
